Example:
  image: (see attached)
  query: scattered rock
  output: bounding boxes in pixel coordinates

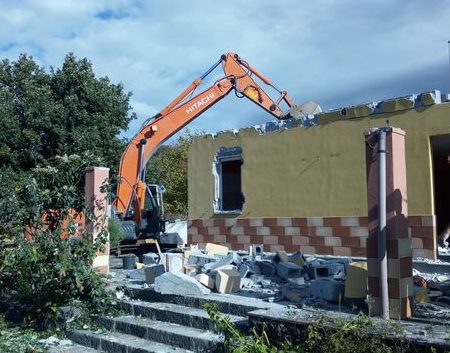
[155,272,210,295]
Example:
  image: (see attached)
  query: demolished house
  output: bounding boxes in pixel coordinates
[187,90,450,261]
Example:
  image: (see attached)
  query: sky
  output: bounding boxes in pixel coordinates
[1,0,450,139]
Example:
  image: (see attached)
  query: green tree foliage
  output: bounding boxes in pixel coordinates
[146,130,201,219]
[0,155,117,328]
[0,53,135,175]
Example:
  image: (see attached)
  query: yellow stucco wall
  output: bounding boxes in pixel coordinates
[188,102,450,219]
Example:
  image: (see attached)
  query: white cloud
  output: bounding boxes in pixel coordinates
[1,0,449,138]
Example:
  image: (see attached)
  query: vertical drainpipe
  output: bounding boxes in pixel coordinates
[378,129,389,319]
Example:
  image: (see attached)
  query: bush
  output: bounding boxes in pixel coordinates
[204,304,408,353]
[0,154,117,328]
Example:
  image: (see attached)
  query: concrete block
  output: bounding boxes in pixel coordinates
[165,253,184,273]
[155,272,210,295]
[276,262,303,280]
[288,277,305,286]
[144,264,165,284]
[195,273,215,289]
[281,283,310,302]
[141,253,159,265]
[204,251,241,272]
[255,260,276,276]
[379,96,415,113]
[238,264,251,278]
[311,262,346,278]
[249,244,264,258]
[187,251,218,267]
[215,269,241,293]
[310,279,345,302]
[136,262,145,270]
[205,243,229,256]
[240,278,255,289]
[345,262,367,299]
[276,250,289,263]
[420,90,441,106]
[250,274,265,284]
[289,252,306,267]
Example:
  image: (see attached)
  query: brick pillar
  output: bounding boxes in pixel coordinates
[85,167,110,274]
[365,128,413,319]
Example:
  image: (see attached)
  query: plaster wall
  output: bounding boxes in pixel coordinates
[188,103,450,220]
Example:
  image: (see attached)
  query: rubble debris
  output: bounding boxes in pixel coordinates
[165,253,184,273]
[195,273,215,289]
[288,252,306,267]
[281,283,309,302]
[249,244,264,259]
[255,260,276,276]
[310,278,345,302]
[155,272,210,295]
[275,250,289,263]
[276,262,303,280]
[142,252,159,265]
[215,269,241,293]
[204,251,241,272]
[187,251,218,266]
[344,262,367,300]
[123,254,137,270]
[205,242,229,256]
[144,264,165,284]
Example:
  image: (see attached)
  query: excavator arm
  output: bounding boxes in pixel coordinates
[114,52,295,232]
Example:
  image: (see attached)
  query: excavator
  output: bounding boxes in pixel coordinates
[112,52,300,253]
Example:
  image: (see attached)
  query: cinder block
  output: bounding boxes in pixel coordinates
[310,279,345,302]
[276,262,303,280]
[310,262,346,278]
[249,244,264,258]
[187,252,217,267]
[215,269,241,293]
[289,252,306,267]
[276,250,289,263]
[165,253,184,273]
[344,262,367,299]
[144,264,165,284]
[256,260,276,276]
[195,273,215,289]
[205,243,229,256]
[142,252,159,265]
[420,90,441,106]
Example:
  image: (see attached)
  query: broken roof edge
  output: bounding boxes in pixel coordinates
[196,90,449,141]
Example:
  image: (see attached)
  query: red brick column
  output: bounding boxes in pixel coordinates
[365,128,413,319]
[85,167,110,274]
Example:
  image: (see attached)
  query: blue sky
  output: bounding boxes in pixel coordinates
[1,0,449,139]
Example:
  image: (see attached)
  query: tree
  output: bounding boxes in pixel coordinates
[146,130,201,219]
[0,53,135,175]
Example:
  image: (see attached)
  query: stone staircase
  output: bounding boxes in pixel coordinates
[68,286,280,353]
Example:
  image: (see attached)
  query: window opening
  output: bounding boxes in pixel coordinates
[213,146,244,213]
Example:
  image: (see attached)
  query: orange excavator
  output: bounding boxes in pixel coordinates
[112,52,297,249]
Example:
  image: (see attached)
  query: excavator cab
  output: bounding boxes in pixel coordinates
[141,184,165,237]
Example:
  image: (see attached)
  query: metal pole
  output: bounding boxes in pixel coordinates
[378,129,389,319]
[447,40,450,93]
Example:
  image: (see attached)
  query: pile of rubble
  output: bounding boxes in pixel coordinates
[121,243,369,307]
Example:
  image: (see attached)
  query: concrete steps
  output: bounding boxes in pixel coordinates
[97,315,224,352]
[119,299,249,332]
[68,330,194,353]
[66,285,269,353]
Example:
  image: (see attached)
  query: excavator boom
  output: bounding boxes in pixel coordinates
[114,52,295,235]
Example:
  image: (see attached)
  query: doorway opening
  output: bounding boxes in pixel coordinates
[431,134,450,238]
